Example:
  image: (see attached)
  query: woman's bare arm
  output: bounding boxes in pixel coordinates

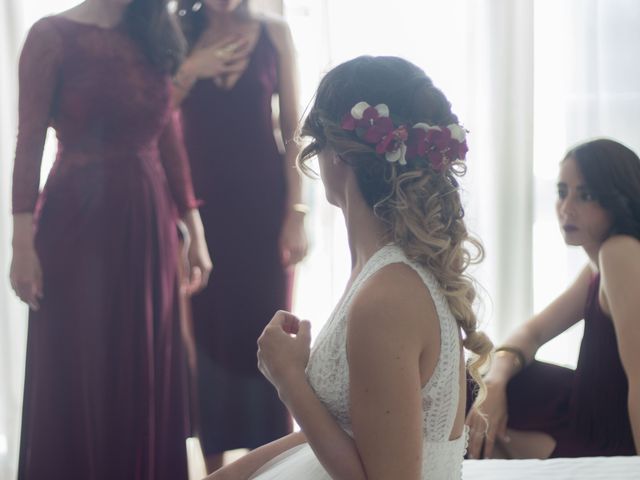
[348,264,434,480]
[599,235,640,454]
[265,17,307,265]
[488,264,592,383]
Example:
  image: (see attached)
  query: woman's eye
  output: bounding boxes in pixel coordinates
[557,189,567,199]
[580,191,595,201]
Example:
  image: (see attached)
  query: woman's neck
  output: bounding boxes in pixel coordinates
[205,5,251,32]
[341,178,389,273]
[584,243,603,271]
[76,0,127,27]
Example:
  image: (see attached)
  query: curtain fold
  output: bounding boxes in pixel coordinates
[0,2,28,479]
[463,0,534,341]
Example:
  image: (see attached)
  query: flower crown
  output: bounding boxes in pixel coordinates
[340,102,468,171]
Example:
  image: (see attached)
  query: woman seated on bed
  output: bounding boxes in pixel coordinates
[466,138,640,459]
[205,55,493,480]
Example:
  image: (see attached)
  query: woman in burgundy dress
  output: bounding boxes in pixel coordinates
[9,1,212,479]
[466,139,640,459]
[171,0,307,472]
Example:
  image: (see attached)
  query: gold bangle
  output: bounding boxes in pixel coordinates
[291,203,310,215]
[494,346,526,371]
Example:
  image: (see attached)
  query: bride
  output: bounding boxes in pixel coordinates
[206,55,492,480]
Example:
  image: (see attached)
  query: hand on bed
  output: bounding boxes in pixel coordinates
[465,381,510,459]
[257,310,311,400]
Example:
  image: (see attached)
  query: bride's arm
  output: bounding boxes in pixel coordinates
[257,312,368,480]
[258,263,429,480]
[205,432,306,480]
[347,265,428,480]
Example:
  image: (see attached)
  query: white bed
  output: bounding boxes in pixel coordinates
[463,456,640,479]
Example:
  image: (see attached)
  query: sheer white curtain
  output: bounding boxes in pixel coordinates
[286,0,640,361]
[0,4,28,479]
[0,2,79,478]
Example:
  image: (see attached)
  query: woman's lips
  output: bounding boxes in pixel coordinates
[563,225,578,233]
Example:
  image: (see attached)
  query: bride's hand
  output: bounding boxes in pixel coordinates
[257,310,311,399]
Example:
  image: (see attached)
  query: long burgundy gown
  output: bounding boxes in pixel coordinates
[179,23,291,454]
[13,17,198,480]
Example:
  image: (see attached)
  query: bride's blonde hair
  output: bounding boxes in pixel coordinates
[299,56,492,404]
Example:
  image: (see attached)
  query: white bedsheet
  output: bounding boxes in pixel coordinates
[463,456,640,479]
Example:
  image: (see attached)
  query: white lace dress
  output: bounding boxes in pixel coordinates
[251,245,467,479]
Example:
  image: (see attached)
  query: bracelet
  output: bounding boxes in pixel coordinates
[494,346,526,371]
[291,203,310,215]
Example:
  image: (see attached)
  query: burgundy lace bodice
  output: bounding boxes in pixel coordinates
[12,16,198,215]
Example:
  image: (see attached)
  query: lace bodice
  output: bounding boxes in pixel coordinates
[12,16,198,215]
[306,244,467,479]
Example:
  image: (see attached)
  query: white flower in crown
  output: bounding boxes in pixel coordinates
[385,142,408,165]
[412,123,442,134]
[448,123,467,142]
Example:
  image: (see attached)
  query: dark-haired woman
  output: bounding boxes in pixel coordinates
[171,0,307,471]
[10,0,212,478]
[466,139,640,459]
[204,55,493,480]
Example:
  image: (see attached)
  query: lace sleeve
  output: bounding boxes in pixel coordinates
[12,18,63,214]
[158,110,200,216]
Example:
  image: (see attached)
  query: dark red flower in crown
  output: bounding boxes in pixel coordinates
[341,102,468,169]
[341,102,395,144]
[408,123,469,171]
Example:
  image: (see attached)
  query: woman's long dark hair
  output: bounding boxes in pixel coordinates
[567,139,640,240]
[176,0,250,50]
[123,0,186,73]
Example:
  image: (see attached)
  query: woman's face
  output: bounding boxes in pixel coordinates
[556,156,613,251]
[202,0,245,14]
